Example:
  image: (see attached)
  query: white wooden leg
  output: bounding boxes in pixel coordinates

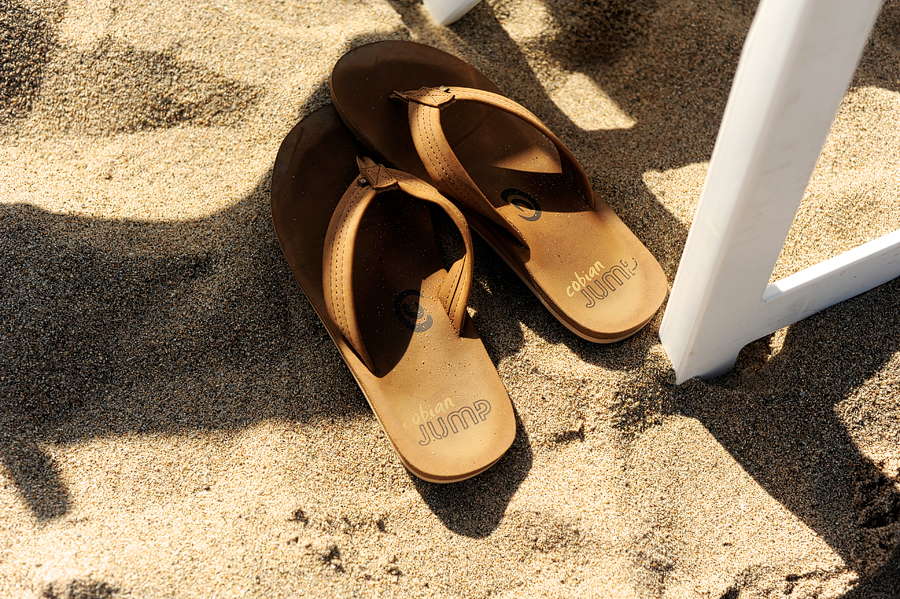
[422,0,481,25]
[659,0,891,384]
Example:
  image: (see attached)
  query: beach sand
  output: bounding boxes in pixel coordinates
[1,0,899,597]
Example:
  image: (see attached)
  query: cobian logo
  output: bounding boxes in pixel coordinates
[502,188,541,221]
[404,398,493,446]
[565,258,639,308]
[394,290,433,332]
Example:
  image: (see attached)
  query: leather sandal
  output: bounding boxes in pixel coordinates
[330,41,668,342]
[271,104,516,483]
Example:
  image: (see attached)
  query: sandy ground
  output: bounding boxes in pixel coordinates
[1,0,899,597]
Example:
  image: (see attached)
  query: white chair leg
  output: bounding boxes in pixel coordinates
[422,0,481,25]
[659,0,893,384]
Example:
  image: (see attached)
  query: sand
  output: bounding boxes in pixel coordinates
[1,0,899,597]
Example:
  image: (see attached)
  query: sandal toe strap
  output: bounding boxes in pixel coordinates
[322,156,474,372]
[392,85,595,246]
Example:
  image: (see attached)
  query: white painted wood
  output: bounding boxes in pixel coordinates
[422,0,480,25]
[659,0,889,384]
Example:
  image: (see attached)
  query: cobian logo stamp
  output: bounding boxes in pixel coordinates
[566,258,639,308]
[394,290,433,332]
[402,397,493,447]
[502,188,541,221]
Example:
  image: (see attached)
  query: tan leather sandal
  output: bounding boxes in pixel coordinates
[330,41,668,342]
[271,105,515,483]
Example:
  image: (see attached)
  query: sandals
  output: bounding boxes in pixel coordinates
[271,105,516,483]
[271,42,669,481]
[330,40,668,342]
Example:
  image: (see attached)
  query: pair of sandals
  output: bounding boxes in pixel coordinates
[271,41,667,483]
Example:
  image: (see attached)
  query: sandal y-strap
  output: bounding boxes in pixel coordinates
[322,155,474,371]
[389,84,595,246]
